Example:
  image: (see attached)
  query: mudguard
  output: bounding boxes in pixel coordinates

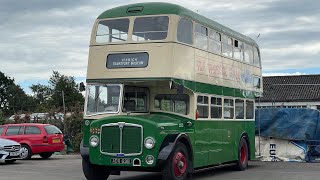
[80,140,89,160]
[157,133,193,161]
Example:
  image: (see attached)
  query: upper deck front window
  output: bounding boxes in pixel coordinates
[133,16,169,41]
[96,18,129,43]
[86,85,121,115]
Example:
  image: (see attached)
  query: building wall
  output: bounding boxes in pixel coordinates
[256,101,320,110]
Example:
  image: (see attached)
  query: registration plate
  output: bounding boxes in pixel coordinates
[111,158,131,164]
[52,139,61,143]
[10,152,20,157]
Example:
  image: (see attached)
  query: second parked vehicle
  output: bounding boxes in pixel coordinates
[0,123,64,159]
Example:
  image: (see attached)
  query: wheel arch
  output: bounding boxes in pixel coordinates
[157,133,193,170]
[20,142,32,151]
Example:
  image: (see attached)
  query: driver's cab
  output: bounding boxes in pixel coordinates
[84,81,195,119]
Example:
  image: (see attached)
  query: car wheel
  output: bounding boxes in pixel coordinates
[82,158,110,180]
[162,142,190,180]
[5,160,16,164]
[234,137,249,171]
[39,152,53,159]
[20,144,32,160]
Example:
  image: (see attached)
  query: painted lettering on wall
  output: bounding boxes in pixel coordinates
[270,143,277,162]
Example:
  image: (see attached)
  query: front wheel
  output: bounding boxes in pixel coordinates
[20,144,32,160]
[234,137,249,171]
[82,158,110,180]
[162,142,190,180]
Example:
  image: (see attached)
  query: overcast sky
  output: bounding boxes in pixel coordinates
[0,0,319,93]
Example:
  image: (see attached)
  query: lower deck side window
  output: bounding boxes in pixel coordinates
[224,99,234,119]
[197,96,209,118]
[246,101,254,119]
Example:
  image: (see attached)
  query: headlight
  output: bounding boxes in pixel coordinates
[89,136,99,148]
[144,137,155,149]
[0,146,4,151]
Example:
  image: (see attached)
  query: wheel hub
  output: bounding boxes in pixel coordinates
[173,152,187,177]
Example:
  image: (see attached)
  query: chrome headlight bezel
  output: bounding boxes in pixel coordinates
[89,135,99,148]
[144,137,155,149]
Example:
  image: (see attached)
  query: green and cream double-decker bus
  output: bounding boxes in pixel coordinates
[80,2,262,180]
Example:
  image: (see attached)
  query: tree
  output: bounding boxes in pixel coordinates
[7,84,37,114]
[48,71,84,112]
[30,71,84,112]
[0,71,14,114]
[30,84,52,112]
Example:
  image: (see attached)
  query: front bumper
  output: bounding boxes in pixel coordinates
[0,150,21,162]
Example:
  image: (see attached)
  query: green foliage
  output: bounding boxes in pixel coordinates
[49,71,84,111]
[0,71,36,116]
[63,102,84,152]
[0,71,15,115]
[0,110,4,125]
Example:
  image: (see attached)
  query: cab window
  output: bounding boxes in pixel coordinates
[123,86,149,113]
[155,94,189,115]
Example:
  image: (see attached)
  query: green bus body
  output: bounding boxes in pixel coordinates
[83,78,256,169]
[82,2,261,178]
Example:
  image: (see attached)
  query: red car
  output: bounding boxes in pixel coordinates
[0,123,64,159]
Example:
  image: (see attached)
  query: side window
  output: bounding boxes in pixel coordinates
[234,40,244,61]
[253,47,261,67]
[224,99,234,119]
[194,24,208,50]
[235,99,244,119]
[177,18,193,45]
[211,97,222,118]
[208,30,222,54]
[25,126,41,135]
[155,94,189,115]
[246,101,254,119]
[244,44,254,64]
[5,126,24,136]
[0,126,4,135]
[197,96,209,118]
[222,35,233,57]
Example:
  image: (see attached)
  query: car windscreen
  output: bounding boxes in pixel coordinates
[44,125,62,135]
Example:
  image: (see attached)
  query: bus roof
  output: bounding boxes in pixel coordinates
[97,2,258,46]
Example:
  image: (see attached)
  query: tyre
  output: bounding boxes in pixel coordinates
[162,142,190,180]
[39,152,53,159]
[20,144,32,160]
[82,158,110,180]
[5,160,16,164]
[234,137,249,171]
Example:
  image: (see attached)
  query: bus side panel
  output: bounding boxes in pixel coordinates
[219,120,256,162]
